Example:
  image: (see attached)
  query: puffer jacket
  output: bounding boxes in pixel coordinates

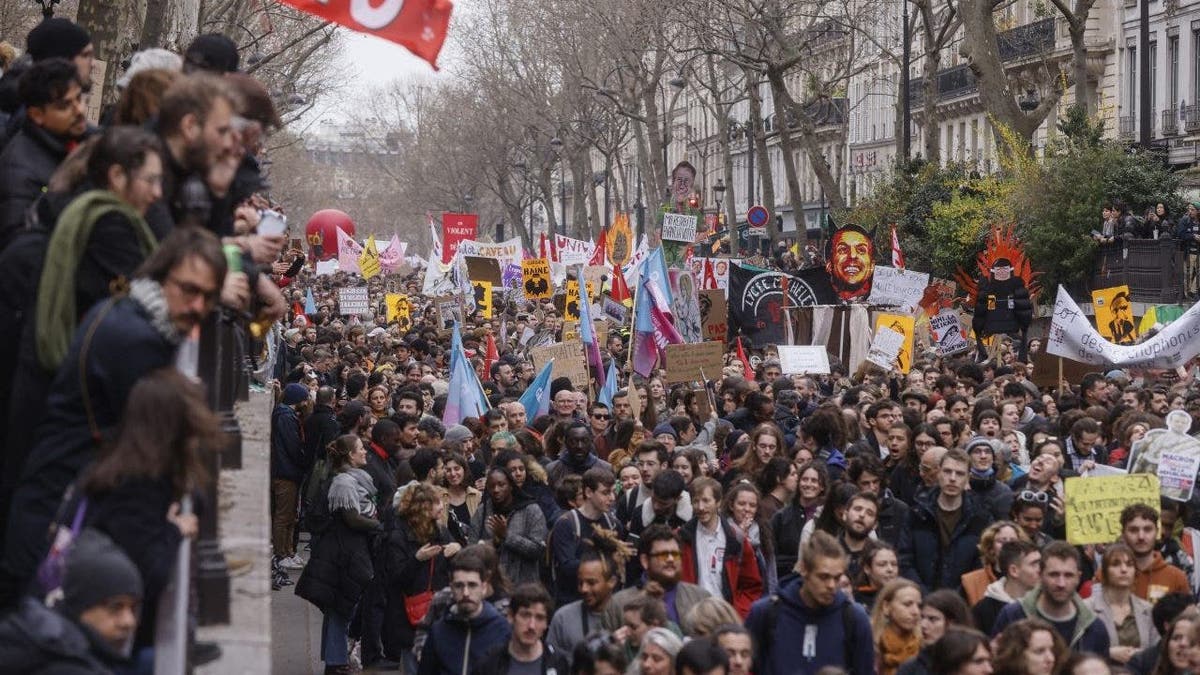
[901,489,990,591]
[469,496,547,586]
[0,597,121,674]
[295,476,379,618]
[0,120,77,249]
[968,472,1014,521]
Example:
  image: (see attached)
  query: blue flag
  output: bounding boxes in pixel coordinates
[304,288,317,315]
[598,359,617,407]
[442,322,489,425]
[518,359,555,422]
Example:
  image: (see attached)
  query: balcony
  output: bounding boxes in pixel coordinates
[909,64,978,107]
[1119,115,1136,139]
[1162,108,1179,136]
[1184,104,1200,133]
[996,18,1056,62]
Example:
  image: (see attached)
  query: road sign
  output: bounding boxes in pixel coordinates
[747,205,768,237]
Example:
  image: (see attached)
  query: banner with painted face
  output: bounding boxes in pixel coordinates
[1093,285,1138,345]
[727,263,838,347]
[825,224,876,302]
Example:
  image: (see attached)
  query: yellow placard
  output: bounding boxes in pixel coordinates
[471,281,493,319]
[874,313,915,373]
[608,212,634,267]
[359,234,381,279]
[522,258,552,300]
[1092,285,1137,345]
[385,293,410,328]
[1064,473,1161,545]
[565,279,581,321]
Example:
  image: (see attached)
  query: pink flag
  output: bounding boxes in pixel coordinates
[337,227,363,273]
[380,234,406,273]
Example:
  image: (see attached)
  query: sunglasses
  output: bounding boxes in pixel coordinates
[592,413,611,420]
[1016,490,1050,504]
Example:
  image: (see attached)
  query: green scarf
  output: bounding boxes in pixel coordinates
[36,190,157,370]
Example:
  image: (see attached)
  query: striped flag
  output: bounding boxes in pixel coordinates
[891,224,905,270]
[428,212,442,261]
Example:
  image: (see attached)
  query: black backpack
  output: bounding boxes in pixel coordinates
[756,593,858,673]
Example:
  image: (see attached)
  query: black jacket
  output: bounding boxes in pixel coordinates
[0,597,123,674]
[270,403,307,483]
[0,119,75,249]
[302,404,340,466]
[295,477,379,618]
[375,513,451,650]
[363,444,399,514]
[770,502,818,580]
[875,489,911,551]
[967,473,1014,521]
[477,642,571,675]
[901,489,990,591]
[972,276,1032,337]
[0,291,178,597]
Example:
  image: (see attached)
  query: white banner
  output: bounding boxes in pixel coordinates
[1046,285,1200,369]
[456,237,523,267]
[778,346,831,375]
[868,266,929,311]
[662,213,698,242]
[555,235,596,266]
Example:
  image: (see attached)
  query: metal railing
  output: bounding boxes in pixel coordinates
[1184,104,1200,132]
[997,18,1056,62]
[1162,108,1180,136]
[1119,115,1136,139]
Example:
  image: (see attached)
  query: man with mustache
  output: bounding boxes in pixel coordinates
[0,228,227,603]
[825,224,875,302]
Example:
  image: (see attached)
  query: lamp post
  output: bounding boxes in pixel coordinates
[712,178,726,234]
[549,136,565,235]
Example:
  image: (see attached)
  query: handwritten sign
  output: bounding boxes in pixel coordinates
[522,258,552,300]
[1064,473,1161,545]
[456,237,523,267]
[930,309,969,356]
[868,266,930,311]
[338,287,370,316]
[778,346,831,375]
[530,340,588,391]
[555,235,596,265]
[700,290,728,343]
[664,342,725,384]
[662,213,698,243]
[1047,285,1200,369]
[465,256,502,286]
[866,327,905,371]
[874,313,915,373]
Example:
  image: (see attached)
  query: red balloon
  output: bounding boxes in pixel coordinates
[305,209,356,260]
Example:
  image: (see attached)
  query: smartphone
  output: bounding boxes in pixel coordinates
[258,209,287,236]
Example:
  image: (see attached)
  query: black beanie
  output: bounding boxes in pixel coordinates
[550,376,575,400]
[60,529,143,619]
[26,18,92,62]
[183,33,239,74]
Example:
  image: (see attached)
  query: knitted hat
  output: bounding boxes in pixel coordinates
[115,48,182,87]
[549,376,574,400]
[652,422,678,441]
[26,18,91,62]
[183,33,239,74]
[965,435,997,456]
[281,383,309,406]
[445,424,473,444]
[60,529,143,619]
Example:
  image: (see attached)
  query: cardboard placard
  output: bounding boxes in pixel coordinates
[435,295,463,327]
[385,293,411,328]
[699,289,728,343]
[664,342,725,384]
[530,341,588,391]
[662,212,698,242]
[865,327,905,371]
[338,287,370,316]
[930,309,970,356]
[1030,349,1097,390]
[522,258,552,299]
[1065,473,1161,545]
[466,256,503,286]
[777,346,831,375]
[868,266,930,311]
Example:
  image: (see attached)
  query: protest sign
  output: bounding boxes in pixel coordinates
[868,266,929,311]
[338,287,370,316]
[555,235,595,265]
[502,264,523,290]
[435,295,462,327]
[1047,285,1200,369]
[441,212,477,264]
[919,277,958,318]
[699,290,728,343]
[1030,349,1096,390]
[1093,285,1138,345]
[522,258,552,299]
[865,326,905,371]
[1065,473,1161,545]
[1128,411,1200,502]
[315,259,338,276]
[603,297,628,323]
[465,256,502,286]
[874,313,915,373]
[471,281,493,318]
[584,265,609,291]
[664,342,725,383]
[669,269,703,343]
[563,320,607,346]
[930,309,969,356]
[1158,450,1200,502]
[777,346,831,375]
[457,237,523,267]
[385,293,411,328]
[530,341,588,390]
[565,280,581,321]
[359,235,381,279]
[661,213,698,243]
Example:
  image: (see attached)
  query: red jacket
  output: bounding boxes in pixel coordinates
[679,517,764,618]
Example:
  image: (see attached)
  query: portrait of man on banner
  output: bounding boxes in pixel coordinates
[825,224,875,302]
[1093,286,1138,345]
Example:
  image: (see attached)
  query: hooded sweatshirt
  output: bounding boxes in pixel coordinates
[991,588,1110,655]
[418,600,512,675]
[972,577,1019,635]
[744,577,874,675]
[1131,551,1191,602]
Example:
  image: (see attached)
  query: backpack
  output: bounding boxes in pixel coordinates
[756,593,857,673]
[302,472,335,535]
[541,508,617,589]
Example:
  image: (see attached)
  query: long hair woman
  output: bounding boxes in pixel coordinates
[992,619,1067,675]
[438,452,481,546]
[722,481,778,594]
[376,482,460,672]
[756,456,797,523]
[928,628,993,675]
[723,423,785,488]
[1086,543,1158,665]
[469,465,548,585]
[82,368,222,654]
[854,540,900,610]
[897,590,975,675]
[295,434,379,675]
[770,460,828,579]
[961,521,1027,606]
[872,579,923,675]
[1151,607,1198,675]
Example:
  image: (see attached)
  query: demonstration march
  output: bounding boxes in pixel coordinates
[9,2,1200,675]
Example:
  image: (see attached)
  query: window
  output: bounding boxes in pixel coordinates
[1151,42,1158,118]
[1128,46,1138,114]
[1170,36,1180,108]
[1194,31,1200,102]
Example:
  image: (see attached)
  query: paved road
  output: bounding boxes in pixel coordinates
[271,538,326,675]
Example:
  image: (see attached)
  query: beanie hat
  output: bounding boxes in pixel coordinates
[60,529,143,619]
[965,435,997,456]
[115,48,182,87]
[652,422,678,441]
[281,383,309,406]
[183,33,239,74]
[445,424,473,445]
[549,376,575,400]
[26,18,92,62]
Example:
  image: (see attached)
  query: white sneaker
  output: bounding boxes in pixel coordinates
[280,555,305,570]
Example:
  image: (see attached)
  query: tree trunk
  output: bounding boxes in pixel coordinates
[571,152,590,239]
[767,68,808,249]
[539,168,559,235]
[747,73,777,241]
[584,152,601,237]
[769,75,846,211]
[922,36,943,162]
[641,88,669,208]
[77,0,141,106]
[1070,23,1092,113]
[140,0,199,50]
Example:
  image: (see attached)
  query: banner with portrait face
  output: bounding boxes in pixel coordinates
[1092,285,1138,345]
[825,224,876,302]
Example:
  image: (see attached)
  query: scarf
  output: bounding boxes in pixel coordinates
[35,190,157,370]
[329,467,377,517]
[879,623,921,675]
[127,278,180,343]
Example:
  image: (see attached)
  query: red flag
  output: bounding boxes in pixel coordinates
[891,224,905,270]
[610,265,631,303]
[589,228,608,266]
[483,334,499,381]
[736,337,755,380]
[276,0,452,69]
[702,258,718,290]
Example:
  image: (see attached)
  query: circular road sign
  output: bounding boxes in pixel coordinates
[746,205,769,227]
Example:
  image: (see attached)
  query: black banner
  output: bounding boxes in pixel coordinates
[728,263,838,347]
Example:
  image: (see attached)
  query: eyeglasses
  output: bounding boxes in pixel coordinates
[1016,490,1050,504]
[592,413,611,420]
[650,550,682,560]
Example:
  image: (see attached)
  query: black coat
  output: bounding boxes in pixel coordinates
[0,597,122,674]
[0,120,73,249]
[375,513,451,650]
[302,404,340,467]
[770,502,818,579]
[477,642,571,675]
[363,445,399,514]
[875,489,911,551]
[0,293,177,596]
[295,485,378,619]
[901,489,990,592]
[972,276,1032,337]
[270,404,307,483]
[85,477,184,649]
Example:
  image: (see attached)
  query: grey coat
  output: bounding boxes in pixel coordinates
[469,498,547,586]
[1085,586,1159,651]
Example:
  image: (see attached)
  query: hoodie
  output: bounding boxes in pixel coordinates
[418,600,512,675]
[971,577,1017,635]
[1131,551,1191,602]
[991,588,1110,655]
[744,577,874,675]
[0,596,124,674]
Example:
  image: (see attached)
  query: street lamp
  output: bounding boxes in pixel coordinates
[712,179,726,231]
[549,136,566,235]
